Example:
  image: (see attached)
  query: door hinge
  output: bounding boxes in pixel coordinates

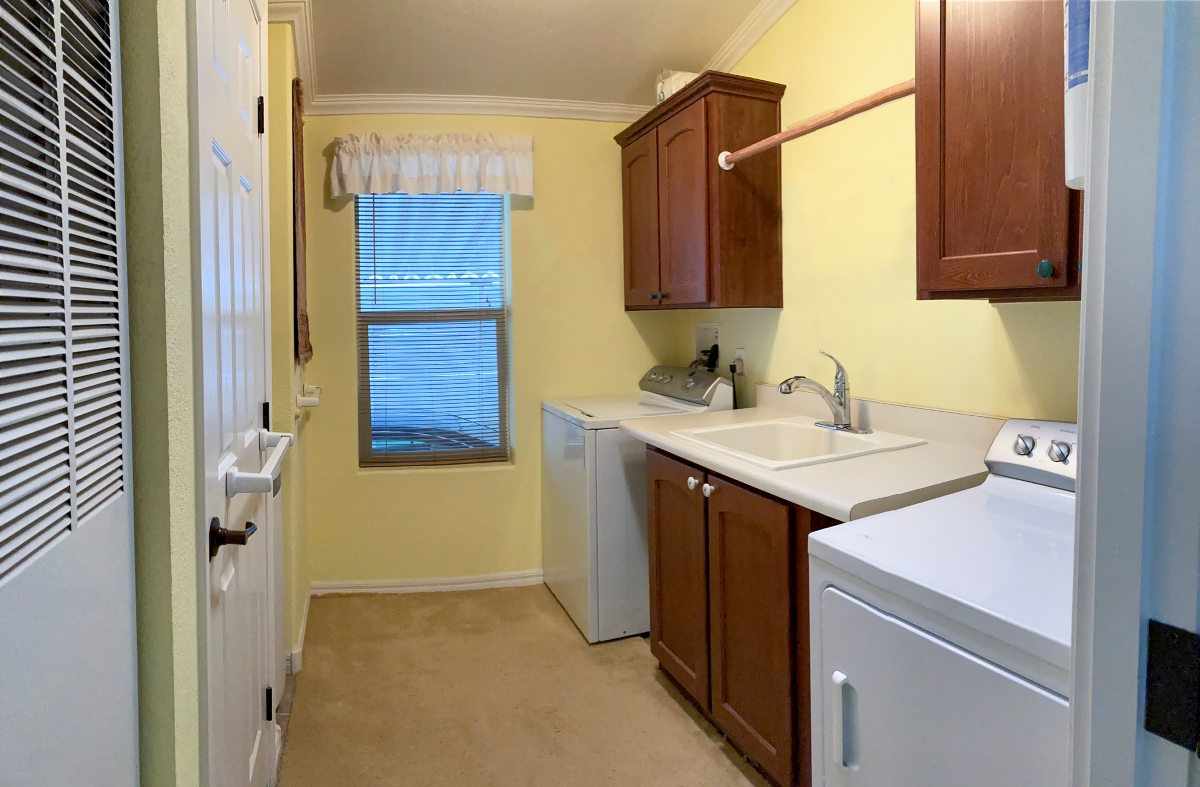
[257,96,265,135]
[262,401,270,430]
[1145,619,1200,754]
[265,686,274,721]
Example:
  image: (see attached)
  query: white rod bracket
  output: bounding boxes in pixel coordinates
[718,151,735,171]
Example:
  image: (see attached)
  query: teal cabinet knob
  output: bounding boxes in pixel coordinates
[1036,259,1055,279]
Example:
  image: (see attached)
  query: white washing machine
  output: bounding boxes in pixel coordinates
[542,366,733,643]
[808,419,1077,787]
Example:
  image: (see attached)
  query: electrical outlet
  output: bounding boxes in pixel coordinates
[731,348,746,375]
[694,323,720,359]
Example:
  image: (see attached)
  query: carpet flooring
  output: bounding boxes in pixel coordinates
[278,585,769,787]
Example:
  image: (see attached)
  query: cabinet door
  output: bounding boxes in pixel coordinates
[708,477,794,786]
[916,0,1076,298]
[646,449,710,708]
[657,99,710,307]
[622,129,660,308]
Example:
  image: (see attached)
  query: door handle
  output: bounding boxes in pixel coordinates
[687,476,699,490]
[226,430,292,497]
[209,517,258,560]
[831,670,858,769]
[702,483,716,497]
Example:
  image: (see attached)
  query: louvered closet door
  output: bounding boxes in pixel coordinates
[0,0,138,784]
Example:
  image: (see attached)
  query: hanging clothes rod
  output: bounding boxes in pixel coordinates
[717,79,916,170]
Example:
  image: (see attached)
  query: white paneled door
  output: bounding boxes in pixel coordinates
[0,0,138,784]
[196,0,280,785]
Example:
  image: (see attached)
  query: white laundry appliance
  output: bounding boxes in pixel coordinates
[808,419,1077,787]
[542,366,733,643]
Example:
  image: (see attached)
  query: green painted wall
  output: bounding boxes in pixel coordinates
[119,0,203,785]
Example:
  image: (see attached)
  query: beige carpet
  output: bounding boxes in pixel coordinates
[279,585,769,787]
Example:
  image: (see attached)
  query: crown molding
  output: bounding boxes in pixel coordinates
[268,0,317,100]
[704,0,798,73]
[306,92,651,123]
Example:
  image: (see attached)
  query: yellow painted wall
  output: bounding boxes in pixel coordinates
[119,0,202,784]
[665,0,1081,420]
[266,23,312,659]
[301,115,676,582]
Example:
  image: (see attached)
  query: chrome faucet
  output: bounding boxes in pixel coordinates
[777,352,871,434]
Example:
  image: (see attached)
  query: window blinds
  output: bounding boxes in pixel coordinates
[355,193,510,466]
[1,0,125,582]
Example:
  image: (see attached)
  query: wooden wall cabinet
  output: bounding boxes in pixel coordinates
[646,447,837,786]
[617,72,786,310]
[916,0,1082,301]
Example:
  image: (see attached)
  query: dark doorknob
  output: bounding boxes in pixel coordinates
[209,517,258,560]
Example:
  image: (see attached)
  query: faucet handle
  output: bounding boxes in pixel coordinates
[820,351,847,390]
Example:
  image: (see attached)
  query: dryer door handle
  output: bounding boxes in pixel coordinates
[831,670,858,769]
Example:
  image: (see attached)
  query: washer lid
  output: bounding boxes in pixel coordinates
[542,396,691,429]
[809,475,1076,675]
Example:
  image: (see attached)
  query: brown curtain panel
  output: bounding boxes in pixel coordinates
[293,77,313,362]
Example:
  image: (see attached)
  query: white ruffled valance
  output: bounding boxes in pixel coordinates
[330,133,534,198]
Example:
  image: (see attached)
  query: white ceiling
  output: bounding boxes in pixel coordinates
[306,0,766,108]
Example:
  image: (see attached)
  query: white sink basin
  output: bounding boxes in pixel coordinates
[670,418,926,470]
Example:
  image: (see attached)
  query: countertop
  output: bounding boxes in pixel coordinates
[618,390,1003,522]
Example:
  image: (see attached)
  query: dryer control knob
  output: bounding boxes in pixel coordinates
[1013,435,1036,456]
[1048,440,1071,463]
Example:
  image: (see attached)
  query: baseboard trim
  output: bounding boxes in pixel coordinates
[310,569,544,597]
[288,591,311,675]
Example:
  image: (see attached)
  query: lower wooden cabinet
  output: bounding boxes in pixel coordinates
[647,449,711,707]
[646,447,838,787]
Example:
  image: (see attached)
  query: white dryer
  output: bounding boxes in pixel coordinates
[808,419,1077,787]
[542,366,732,643]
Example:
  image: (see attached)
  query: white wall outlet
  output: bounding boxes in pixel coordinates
[731,348,746,375]
[694,323,720,359]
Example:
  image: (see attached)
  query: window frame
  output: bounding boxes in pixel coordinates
[354,193,512,468]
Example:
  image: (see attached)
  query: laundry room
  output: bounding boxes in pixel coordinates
[270,0,1090,782]
[5,0,1198,786]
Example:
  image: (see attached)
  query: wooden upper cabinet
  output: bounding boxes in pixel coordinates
[916,0,1082,301]
[616,72,785,310]
[658,100,710,307]
[622,129,660,308]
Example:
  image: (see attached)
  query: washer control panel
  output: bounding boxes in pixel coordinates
[639,365,730,406]
[985,419,1078,492]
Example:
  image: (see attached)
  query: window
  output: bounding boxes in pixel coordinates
[355,193,510,466]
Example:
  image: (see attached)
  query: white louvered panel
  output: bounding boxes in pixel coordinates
[0,0,74,581]
[62,0,123,523]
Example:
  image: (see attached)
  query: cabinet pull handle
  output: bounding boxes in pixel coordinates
[831,670,858,768]
[649,292,658,301]
[702,483,715,497]
[687,476,699,490]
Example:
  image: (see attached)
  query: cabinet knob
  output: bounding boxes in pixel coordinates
[687,476,699,490]
[1036,259,1055,279]
[649,292,658,301]
[702,483,715,497]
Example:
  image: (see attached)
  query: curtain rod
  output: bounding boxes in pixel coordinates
[717,79,916,170]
